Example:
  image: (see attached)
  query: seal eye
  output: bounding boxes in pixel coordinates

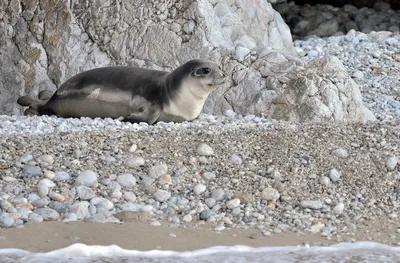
[202,68,211,74]
[195,67,211,76]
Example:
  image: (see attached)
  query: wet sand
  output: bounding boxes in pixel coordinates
[0,220,398,253]
[0,221,334,253]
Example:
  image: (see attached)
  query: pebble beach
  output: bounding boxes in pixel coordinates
[1,2,400,262]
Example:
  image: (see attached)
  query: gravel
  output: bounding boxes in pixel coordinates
[0,116,398,245]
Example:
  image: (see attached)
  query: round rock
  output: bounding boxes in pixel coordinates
[331,148,348,158]
[153,190,171,202]
[329,168,341,182]
[76,170,98,187]
[197,143,214,156]
[124,156,145,168]
[117,173,137,188]
[34,208,60,221]
[261,187,280,201]
[301,200,323,210]
[22,166,42,177]
[193,183,206,195]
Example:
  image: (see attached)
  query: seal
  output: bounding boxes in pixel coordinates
[17,59,226,124]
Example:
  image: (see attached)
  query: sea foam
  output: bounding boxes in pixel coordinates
[0,242,399,263]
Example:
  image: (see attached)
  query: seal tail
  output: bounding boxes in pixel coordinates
[17,91,54,116]
[38,90,55,101]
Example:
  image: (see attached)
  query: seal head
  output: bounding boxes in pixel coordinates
[159,59,226,122]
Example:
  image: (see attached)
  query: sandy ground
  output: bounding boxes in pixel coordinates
[0,219,399,253]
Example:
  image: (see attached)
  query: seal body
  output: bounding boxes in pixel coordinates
[17,59,226,124]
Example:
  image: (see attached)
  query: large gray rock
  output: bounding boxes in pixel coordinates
[224,54,375,123]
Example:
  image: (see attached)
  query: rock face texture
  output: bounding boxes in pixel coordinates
[224,55,375,122]
[0,0,374,123]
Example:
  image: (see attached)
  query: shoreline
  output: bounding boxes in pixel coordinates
[0,219,398,253]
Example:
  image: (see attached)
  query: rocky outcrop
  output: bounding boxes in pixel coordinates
[228,55,376,122]
[0,0,374,123]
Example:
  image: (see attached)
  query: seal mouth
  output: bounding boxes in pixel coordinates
[207,77,227,87]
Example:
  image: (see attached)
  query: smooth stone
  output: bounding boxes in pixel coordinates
[62,213,78,223]
[333,203,345,215]
[224,109,236,117]
[141,177,155,186]
[301,200,323,210]
[193,183,206,195]
[37,155,54,164]
[117,173,137,188]
[229,154,243,165]
[205,198,217,208]
[19,154,33,163]
[22,166,42,177]
[0,212,14,227]
[331,148,348,158]
[76,170,98,187]
[386,157,399,171]
[28,212,44,223]
[203,172,216,180]
[48,192,65,202]
[200,210,212,221]
[226,198,240,209]
[261,187,280,201]
[141,205,153,213]
[148,164,168,178]
[329,168,341,182]
[117,203,142,212]
[39,178,56,188]
[48,201,67,214]
[124,156,145,168]
[54,171,71,181]
[320,176,331,186]
[153,190,171,202]
[69,202,90,220]
[76,186,96,200]
[129,144,137,153]
[211,189,225,201]
[37,183,49,198]
[33,198,50,208]
[123,192,137,202]
[1,200,15,212]
[196,143,214,156]
[90,197,114,210]
[34,208,60,221]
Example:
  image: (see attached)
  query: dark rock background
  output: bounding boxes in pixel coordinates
[290,0,400,9]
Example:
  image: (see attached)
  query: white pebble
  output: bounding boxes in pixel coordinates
[197,143,214,156]
[329,168,341,182]
[48,192,65,202]
[386,157,399,171]
[193,183,206,195]
[333,203,345,215]
[76,170,98,187]
[226,198,241,209]
[117,173,137,188]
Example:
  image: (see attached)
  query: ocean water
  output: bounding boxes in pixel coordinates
[0,242,399,263]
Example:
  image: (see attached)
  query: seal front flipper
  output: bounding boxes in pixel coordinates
[122,105,162,125]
